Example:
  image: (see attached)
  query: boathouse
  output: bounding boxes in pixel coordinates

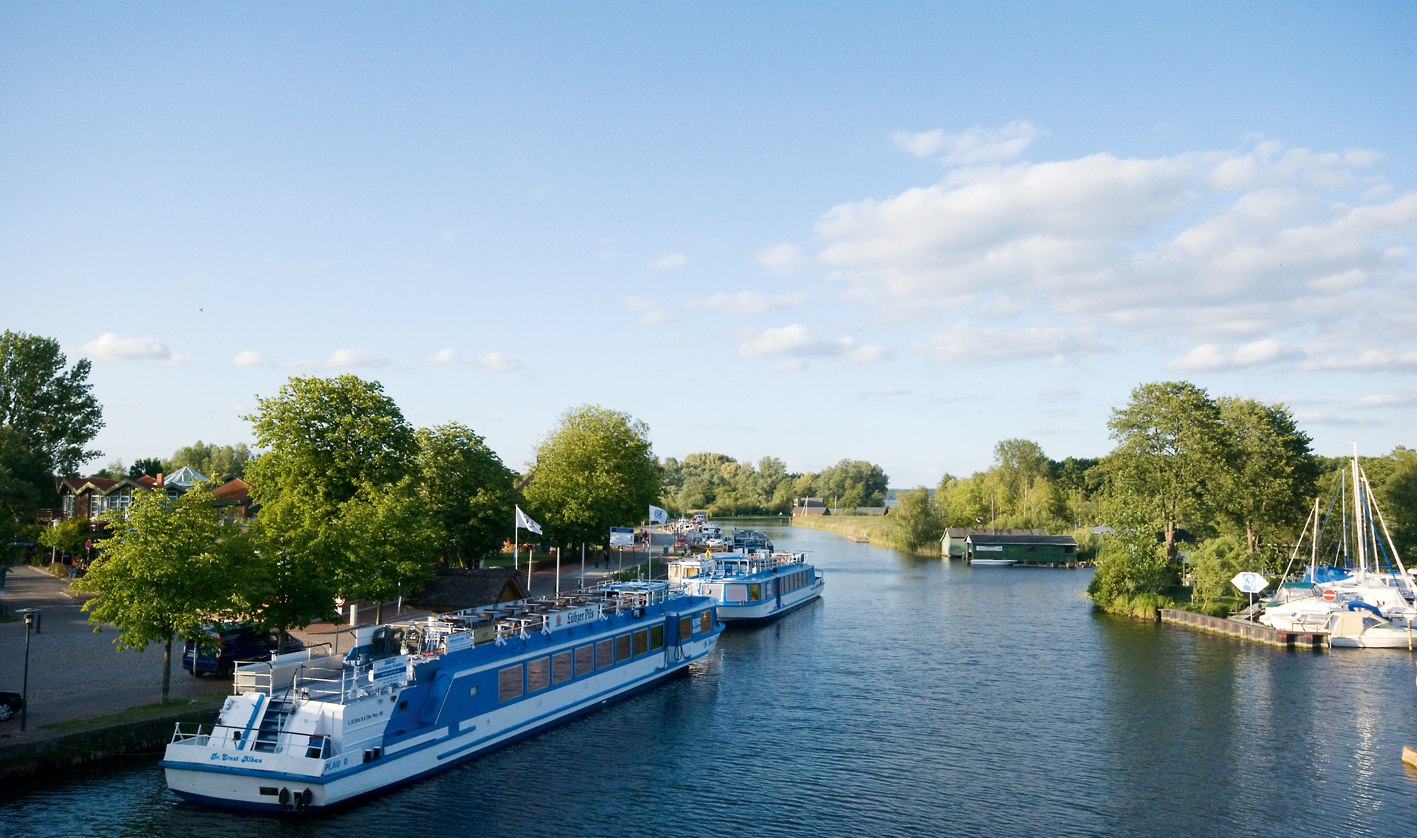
[965,533,1079,565]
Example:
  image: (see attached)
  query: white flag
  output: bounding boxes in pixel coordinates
[648,505,668,524]
[515,505,542,535]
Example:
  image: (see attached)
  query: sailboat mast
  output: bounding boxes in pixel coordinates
[1352,443,1366,575]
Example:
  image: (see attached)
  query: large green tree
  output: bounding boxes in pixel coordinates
[1102,381,1226,562]
[891,486,944,552]
[74,486,256,702]
[1379,448,1417,560]
[524,405,660,547]
[1213,397,1319,560]
[244,375,420,629]
[0,332,103,542]
[415,422,517,567]
[816,459,890,509]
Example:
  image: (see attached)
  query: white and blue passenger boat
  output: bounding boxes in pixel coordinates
[161,581,722,812]
[667,549,823,623]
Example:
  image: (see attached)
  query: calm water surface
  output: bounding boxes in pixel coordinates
[6,524,1417,837]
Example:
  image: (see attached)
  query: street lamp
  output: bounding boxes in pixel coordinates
[16,607,41,732]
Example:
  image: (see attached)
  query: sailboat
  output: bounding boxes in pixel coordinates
[1259,445,1415,638]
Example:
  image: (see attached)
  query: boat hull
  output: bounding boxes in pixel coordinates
[163,632,719,813]
[716,579,825,624]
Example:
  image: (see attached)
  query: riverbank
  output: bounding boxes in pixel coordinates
[790,514,905,549]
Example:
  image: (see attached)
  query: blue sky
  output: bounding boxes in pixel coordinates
[3,2,1415,488]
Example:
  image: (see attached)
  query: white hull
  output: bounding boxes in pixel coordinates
[970,559,1017,567]
[162,584,721,812]
[716,579,824,623]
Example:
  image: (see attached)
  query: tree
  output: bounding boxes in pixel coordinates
[816,459,890,509]
[0,330,104,476]
[74,486,256,702]
[1102,381,1225,562]
[415,423,517,567]
[165,441,253,480]
[244,375,420,629]
[1187,534,1248,613]
[129,457,164,479]
[1379,448,1417,560]
[524,405,660,548]
[0,425,49,549]
[1213,397,1318,559]
[37,516,90,561]
[892,487,943,552]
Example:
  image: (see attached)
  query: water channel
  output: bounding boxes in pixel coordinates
[6,522,1417,836]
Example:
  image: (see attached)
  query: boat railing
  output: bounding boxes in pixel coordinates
[170,720,333,759]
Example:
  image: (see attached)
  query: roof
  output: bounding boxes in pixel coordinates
[965,533,1078,547]
[209,478,251,503]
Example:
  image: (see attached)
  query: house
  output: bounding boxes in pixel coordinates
[411,567,530,611]
[793,498,828,517]
[941,528,1049,558]
[209,477,257,521]
[965,532,1079,565]
[54,468,218,523]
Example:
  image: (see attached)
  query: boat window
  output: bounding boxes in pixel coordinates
[615,633,632,663]
[633,629,648,656]
[527,657,550,693]
[679,616,692,638]
[575,644,594,676]
[698,611,712,633]
[650,625,664,650]
[596,639,613,670]
[552,650,573,685]
[748,584,760,601]
[498,664,524,702]
[726,584,747,602]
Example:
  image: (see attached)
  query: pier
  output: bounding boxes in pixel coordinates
[1159,608,1328,650]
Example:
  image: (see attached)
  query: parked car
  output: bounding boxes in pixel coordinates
[0,691,23,722]
[182,624,305,676]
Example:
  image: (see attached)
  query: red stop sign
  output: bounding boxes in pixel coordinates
[1322,588,1337,602]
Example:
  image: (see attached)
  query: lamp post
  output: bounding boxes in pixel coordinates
[16,607,41,732]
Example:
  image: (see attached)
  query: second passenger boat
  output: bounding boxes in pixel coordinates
[667,548,824,623]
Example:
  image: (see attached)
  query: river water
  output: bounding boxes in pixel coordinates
[6,523,1417,837]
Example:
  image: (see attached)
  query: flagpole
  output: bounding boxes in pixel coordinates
[555,546,561,597]
[580,542,585,589]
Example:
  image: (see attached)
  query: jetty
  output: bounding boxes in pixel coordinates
[1158,609,1328,650]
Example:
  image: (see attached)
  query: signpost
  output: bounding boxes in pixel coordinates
[1231,572,1269,615]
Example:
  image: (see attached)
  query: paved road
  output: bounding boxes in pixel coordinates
[0,564,231,733]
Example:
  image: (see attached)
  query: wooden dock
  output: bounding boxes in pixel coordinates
[1158,608,1328,650]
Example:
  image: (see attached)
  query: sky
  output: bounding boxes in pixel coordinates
[3,2,1415,489]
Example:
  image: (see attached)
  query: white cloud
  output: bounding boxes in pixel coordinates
[232,350,267,368]
[476,351,524,373]
[893,120,1040,165]
[429,348,462,365]
[1306,348,1417,372]
[623,295,672,326]
[1168,339,1299,372]
[739,324,817,359]
[653,252,687,270]
[1354,390,1417,409]
[323,348,387,368]
[756,242,803,272]
[915,326,1103,367]
[687,291,805,316]
[736,324,888,367]
[80,332,179,364]
[810,132,1416,368]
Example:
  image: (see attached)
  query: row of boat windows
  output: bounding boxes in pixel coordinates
[497,611,713,702]
[702,571,808,603]
[777,570,811,595]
